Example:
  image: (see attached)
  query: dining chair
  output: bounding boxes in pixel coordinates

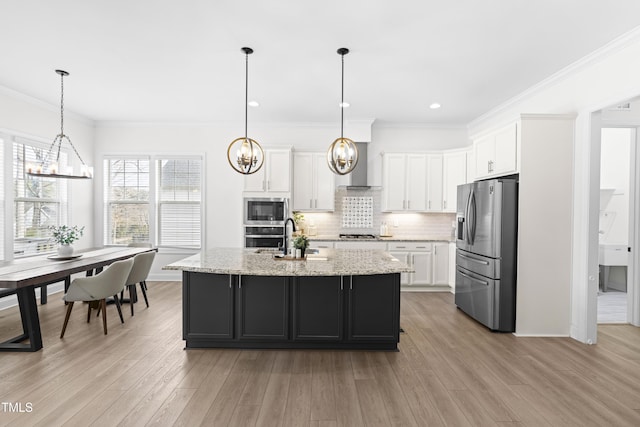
[124,251,156,316]
[60,258,133,338]
[127,242,153,291]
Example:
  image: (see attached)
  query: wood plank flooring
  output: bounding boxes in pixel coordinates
[1,282,639,426]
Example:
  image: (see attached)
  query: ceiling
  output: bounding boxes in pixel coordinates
[2,1,640,126]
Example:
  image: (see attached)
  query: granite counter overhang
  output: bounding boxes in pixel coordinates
[309,235,454,242]
[163,248,413,277]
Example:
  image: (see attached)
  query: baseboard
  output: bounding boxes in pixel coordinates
[512,333,571,338]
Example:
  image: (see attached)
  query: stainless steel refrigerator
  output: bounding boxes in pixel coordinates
[455,177,518,332]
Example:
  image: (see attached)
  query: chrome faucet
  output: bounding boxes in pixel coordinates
[283,218,296,255]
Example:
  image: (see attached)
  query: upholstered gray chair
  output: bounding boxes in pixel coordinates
[60,258,133,338]
[124,251,155,316]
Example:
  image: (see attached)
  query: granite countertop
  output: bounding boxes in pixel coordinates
[164,248,413,277]
[309,235,454,242]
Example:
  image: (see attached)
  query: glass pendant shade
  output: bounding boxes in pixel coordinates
[327,47,358,175]
[327,137,358,175]
[27,69,92,179]
[227,136,264,174]
[227,47,264,175]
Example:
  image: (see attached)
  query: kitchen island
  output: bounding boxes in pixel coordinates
[164,248,412,350]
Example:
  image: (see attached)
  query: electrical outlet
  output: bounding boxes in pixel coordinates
[393,219,399,227]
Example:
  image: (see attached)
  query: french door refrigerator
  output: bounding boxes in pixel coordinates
[455,177,518,332]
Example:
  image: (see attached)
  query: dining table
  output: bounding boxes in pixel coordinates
[0,246,156,352]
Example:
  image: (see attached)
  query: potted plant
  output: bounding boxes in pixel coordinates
[293,234,309,257]
[293,211,306,235]
[49,225,84,257]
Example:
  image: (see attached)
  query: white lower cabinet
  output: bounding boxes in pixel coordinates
[308,241,334,249]
[432,242,450,286]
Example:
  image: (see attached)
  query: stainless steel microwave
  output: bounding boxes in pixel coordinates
[243,198,288,225]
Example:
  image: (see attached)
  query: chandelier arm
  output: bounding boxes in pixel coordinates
[63,135,87,166]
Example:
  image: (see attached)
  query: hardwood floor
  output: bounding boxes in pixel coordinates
[1,282,640,426]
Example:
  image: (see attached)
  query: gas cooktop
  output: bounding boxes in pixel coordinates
[339,233,378,240]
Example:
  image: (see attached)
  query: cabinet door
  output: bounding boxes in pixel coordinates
[265,150,291,192]
[382,154,407,211]
[474,134,494,179]
[426,154,443,212]
[443,152,467,212]
[411,252,433,285]
[184,273,234,340]
[432,243,450,285]
[243,164,267,192]
[292,153,314,210]
[293,276,343,340]
[347,274,399,342]
[313,154,335,210]
[465,148,475,183]
[388,251,410,285]
[494,122,517,175]
[406,154,427,211]
[237,275,289,340]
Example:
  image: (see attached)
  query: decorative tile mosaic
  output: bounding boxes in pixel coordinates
[342,196,373,228]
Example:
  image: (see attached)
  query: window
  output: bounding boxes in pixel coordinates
[12,137,68,257]
[158,158,202,248]
[104,158,150,245]
[104,156,202,249]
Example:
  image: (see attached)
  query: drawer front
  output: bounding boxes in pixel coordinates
[388,242,433,252]
[456,249,500,279]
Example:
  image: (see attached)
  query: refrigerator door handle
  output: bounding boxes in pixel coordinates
[465,189,472,244]
[469,189,477,245]
[458,270,489,286]
[458,252,490,265]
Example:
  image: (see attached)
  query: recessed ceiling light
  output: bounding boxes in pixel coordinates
[340,102,350,108]
[248,100,260,107]
[429,103,441,109]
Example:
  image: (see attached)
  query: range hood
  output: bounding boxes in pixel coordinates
[342,142,378,190]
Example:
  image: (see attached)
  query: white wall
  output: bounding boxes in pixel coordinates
[467,27,640,341]
[0,87,95,251]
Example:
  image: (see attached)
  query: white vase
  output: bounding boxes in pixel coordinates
[57,244,74,257]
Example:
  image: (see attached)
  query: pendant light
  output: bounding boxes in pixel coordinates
[227,47,264,175]
[27,70,93,179]
[327,47,358,175]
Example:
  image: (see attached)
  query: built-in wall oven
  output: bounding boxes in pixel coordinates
[243,198,288,248]
[244,226,285,248]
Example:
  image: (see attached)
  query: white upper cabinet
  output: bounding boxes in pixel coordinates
[382,153,427,212]
[473,122,518,180]
[244,148,291,193]
[442,151,467,212]
[292,152,335,211]
[426,154,443,212]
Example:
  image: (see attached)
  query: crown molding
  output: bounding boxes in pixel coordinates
[467,25,640,131]
[0,84,94,126]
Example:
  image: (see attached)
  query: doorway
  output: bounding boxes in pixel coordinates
[597,127,634,324]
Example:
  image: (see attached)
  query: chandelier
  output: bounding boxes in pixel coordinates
[27,69,92,179]
[327,48,358,175]
[227,47,264,175]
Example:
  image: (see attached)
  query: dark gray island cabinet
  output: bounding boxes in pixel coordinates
[166,248,411,351]
[183,272,400,350]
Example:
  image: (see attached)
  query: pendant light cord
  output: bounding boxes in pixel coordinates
[340,53,344,138]
[60,72,65,137]
[245,51,249,139]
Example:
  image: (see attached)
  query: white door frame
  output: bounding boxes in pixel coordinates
[628,128,640,326]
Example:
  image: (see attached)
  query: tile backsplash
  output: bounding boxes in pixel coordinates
[297,188,456,238]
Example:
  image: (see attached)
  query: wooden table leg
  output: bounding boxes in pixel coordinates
[0,287,43,352]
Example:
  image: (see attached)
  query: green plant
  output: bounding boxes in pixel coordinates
[293,234,309,249]
[292,211,305,226]
[49,225,84,245]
